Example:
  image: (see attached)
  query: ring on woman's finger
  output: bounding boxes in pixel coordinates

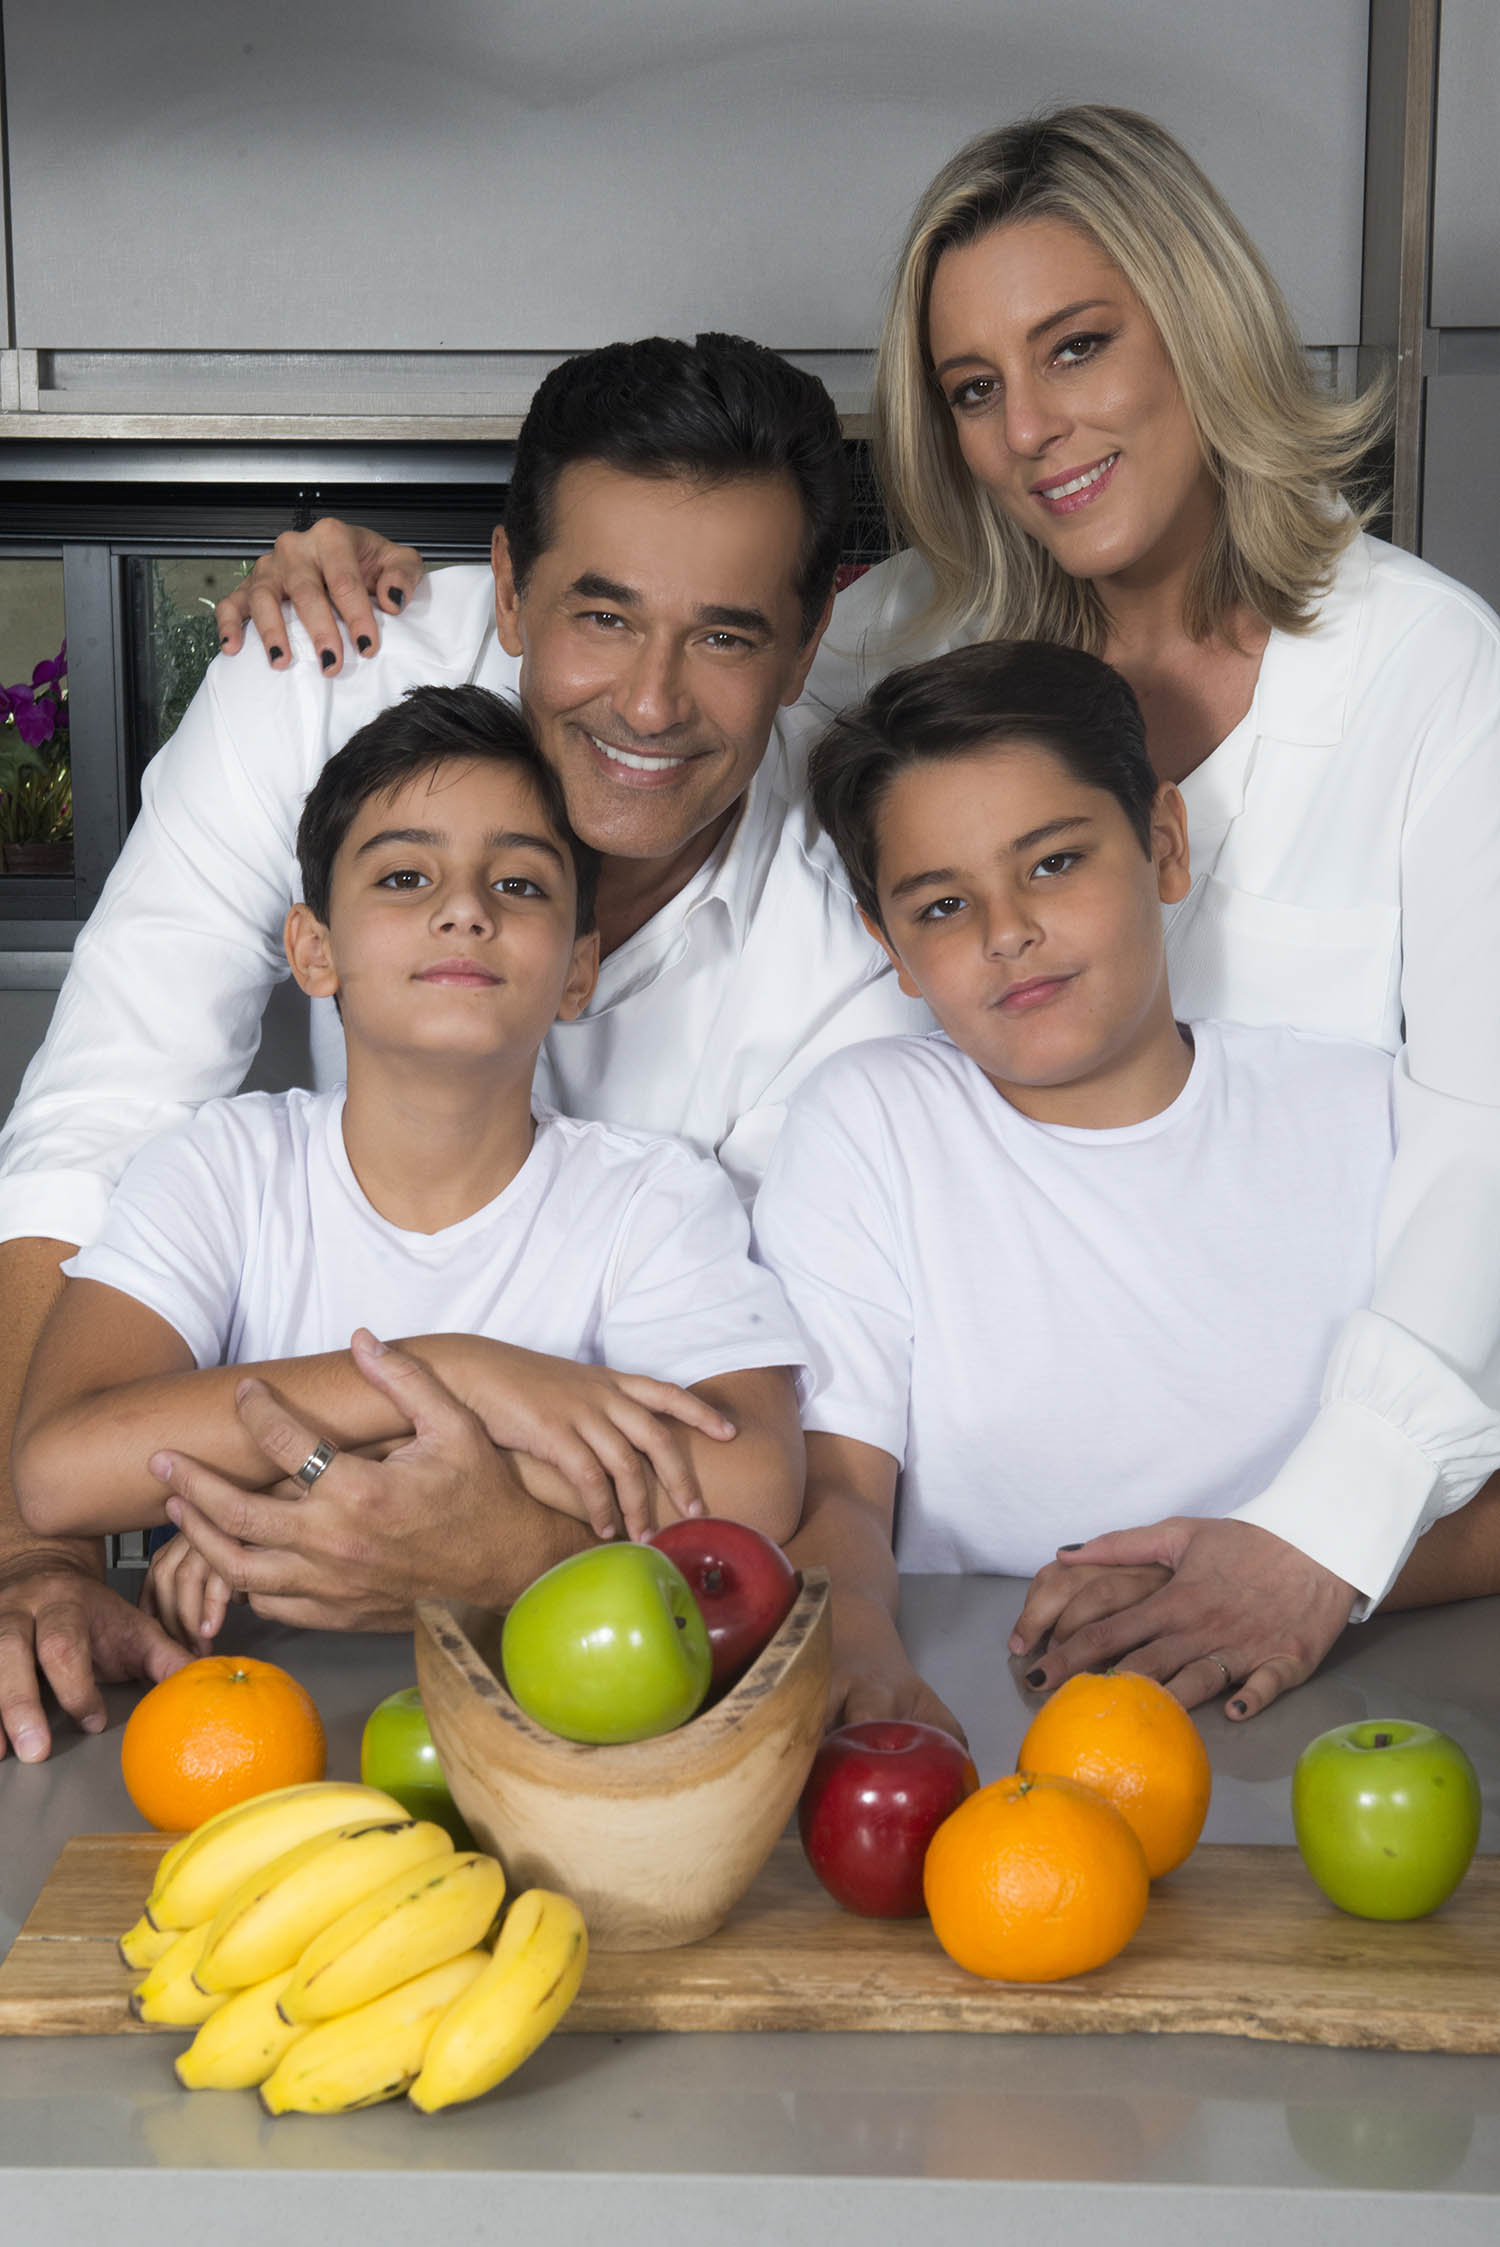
[293,1437,338,1489]
[1204,1651,1234,1690]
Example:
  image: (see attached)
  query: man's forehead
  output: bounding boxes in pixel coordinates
[528,459,806,609]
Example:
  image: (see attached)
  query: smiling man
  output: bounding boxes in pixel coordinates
[0,333,928,1758]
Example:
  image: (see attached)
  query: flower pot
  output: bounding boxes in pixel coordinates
[2,842,73,875]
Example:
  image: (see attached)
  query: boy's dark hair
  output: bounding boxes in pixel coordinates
[809,641,1159,927]
[296,684,599,934]
[505,333,850,644]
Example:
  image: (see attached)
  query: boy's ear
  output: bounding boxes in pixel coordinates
[858,906,925,1001]
[492,527,524,660]
[284,903,340,999]
[556,929,600,1022]
[1151,782,1192,906]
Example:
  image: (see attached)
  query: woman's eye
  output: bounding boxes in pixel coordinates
[377,868,429,890]
[1032,852,1081,879]
[917,895,966,922]
[1054,330,1112,368]
[946,375,996,413]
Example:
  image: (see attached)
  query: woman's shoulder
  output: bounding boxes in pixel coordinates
[1342,533,1500,645]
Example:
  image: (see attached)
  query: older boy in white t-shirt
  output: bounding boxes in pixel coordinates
[15,687,805,1644]
[753,641,1399,1738]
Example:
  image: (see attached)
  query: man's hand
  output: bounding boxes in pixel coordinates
[1009,1559,1172,1662]
[149,1333,588,1631]
[826,1588,968,1746]
[214,521,427,674]
[0,1555,190,1762]
[451,1336,732,1543]
[1017,1518,1357,1720]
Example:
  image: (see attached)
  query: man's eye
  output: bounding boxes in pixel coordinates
[703,631,754,654]
[577,609,627,630]
[917,895,965,921]
[377,868,429,890]
[1032,851,1081,879]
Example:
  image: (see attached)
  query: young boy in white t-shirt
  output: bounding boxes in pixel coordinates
[15,686,806,1644]
[752,640,1397,1738]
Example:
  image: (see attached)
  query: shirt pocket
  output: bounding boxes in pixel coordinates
[1165,874,1401,1045]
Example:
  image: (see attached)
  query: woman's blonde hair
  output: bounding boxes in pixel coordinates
[874,105,1390,650]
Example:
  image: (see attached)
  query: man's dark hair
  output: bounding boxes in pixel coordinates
[504,333,850,643]
[296,683,599,934]
[809,640,1158,927]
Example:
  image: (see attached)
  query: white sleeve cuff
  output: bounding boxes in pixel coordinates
[0,1170,114,1253]
[1230,1402,1439,1614]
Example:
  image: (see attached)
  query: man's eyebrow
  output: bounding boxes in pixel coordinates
[885,817,1095,901]
[566,571,772,639]
[353,825,566,870]
[567,572,638,606]
[932,300,1112,379]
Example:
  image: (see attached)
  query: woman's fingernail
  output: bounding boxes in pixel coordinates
[356,635,372,654]
[268,644,285,662]
[1025,1667,1047,1688]
[320,648,336,671]
[1058,1542,1083,1552]
[1229,1698,1248,1716]
[219,633,229,648]
[388,587,405,609]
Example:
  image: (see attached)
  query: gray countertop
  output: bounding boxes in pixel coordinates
[4,1574,1500,2247]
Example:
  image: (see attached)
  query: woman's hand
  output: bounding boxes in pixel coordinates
[447,1336,733,1544]
[1009,1557,1173,1663]
[214,521,427,674]
[139,1536,235,1652]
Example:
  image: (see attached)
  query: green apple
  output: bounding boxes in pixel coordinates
[360,1686,474,1848]
[501,1544,712,1745]
[1292,1718,1481,1920]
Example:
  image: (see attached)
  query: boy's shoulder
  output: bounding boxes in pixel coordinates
[1205,1017,1394,1099]
[533,1106,733,1193]
[785,1029,975,1126]
[127,1084,332,1176]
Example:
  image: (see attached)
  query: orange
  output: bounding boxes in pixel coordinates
[1018,1670,1212,1879]
[120,1656,326,1832]
[923,1772,1149,1982]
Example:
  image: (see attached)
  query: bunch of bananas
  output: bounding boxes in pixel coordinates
[120,1779,587,2114]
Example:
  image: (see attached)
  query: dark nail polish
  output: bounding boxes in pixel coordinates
[1229,1698,1247,1716]
[1025,1666,1046,1688]
[218,634,229,647]
[388,587,405,609]
[320,648,335,670]
[356,635,372,654]
[269,644,285,663]
[1059,1542,1083,1552]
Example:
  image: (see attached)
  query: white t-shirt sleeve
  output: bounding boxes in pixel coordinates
[599,1144,806,1389]
[62,1102,256,1369]
[1232,593,1500,1610]
[751,1067,912,1464]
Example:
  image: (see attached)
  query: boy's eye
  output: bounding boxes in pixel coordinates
[377,868,430,890]
[492,876,545,899]
[1032,851,1081,879]
[917,894,966,922]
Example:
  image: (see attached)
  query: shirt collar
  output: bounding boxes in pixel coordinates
[1253,529,1370,747]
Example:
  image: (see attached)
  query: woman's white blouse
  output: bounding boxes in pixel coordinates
[797,533,1500,1611]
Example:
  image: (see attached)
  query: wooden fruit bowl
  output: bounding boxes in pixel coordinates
[414,1568,831,1952]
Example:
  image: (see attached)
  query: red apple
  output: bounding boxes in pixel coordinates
[647,1517,798,1693]
[798,1719,979,1918]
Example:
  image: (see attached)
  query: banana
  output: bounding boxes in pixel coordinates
[194,1818,454,1993]
[175,1968,308,2090]
[279,1851,505,2024]
[130,1922,229,2027]
[145,1781,405,1931]
[410,1888,588,2114]
[260,1951,487,2114]
[119,1912,178,1970]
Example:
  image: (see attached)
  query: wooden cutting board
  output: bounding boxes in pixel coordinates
[3,1832,1499,2052]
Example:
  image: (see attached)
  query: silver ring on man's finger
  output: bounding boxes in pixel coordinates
[1204,1652,1234,1690]
[294,1436,338,1489]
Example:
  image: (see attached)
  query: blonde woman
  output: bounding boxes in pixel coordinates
[167,111,1500,1723]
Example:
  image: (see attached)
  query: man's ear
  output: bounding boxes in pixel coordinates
[285,903,340,999]
[492,526,525,659]
[858,905,924,1000]
[780,584,837,708]
[557,929,600,1022]
[1151,782,1192,906]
